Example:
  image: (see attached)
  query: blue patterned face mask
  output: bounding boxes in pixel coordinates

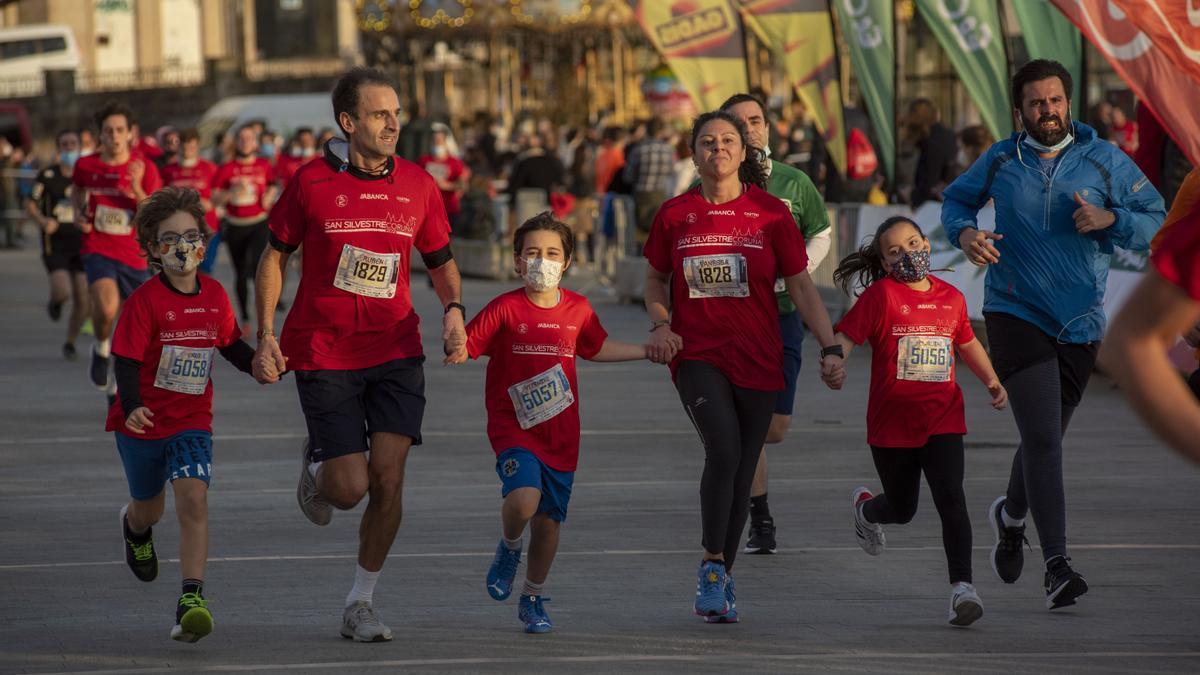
[889,249,931,283]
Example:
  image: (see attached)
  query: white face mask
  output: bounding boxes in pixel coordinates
[1022,131,1074,154]
[159,238,205,274]
[522,257,564,292]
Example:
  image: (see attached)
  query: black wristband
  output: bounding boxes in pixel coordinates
[445,302,466,317]
[820,345,845,359]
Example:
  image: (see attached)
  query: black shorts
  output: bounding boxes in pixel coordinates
[294,356,426,462]
[43,251,84,274]
[984,312,1098,408]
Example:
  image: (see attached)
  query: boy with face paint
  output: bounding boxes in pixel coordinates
[444,213,656,634]
[827,216,1007,627]
[104,186,257,643]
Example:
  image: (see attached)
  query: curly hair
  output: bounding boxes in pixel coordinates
[133,186,210,266]
[688,110,768,189]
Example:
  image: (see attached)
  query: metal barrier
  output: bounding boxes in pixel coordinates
[75,65,206,92]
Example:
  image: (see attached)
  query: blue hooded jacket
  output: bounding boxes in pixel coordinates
[942,122,1165,343]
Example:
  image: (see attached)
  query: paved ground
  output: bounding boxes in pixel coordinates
[1,240,1198,674]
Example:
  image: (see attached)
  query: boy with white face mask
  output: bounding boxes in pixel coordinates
[445,213,661,634]
[105,187,257,643]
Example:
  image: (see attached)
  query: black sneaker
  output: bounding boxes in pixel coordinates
[120,505,158,582]
[1044,556,1088,610]
[48,300,63,321]
[62,342,78,361]
[89,348,111,389]
[988,496,1028,583]
[744,516,776,554]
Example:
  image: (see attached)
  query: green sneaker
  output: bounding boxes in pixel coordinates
[171,592,213,643]
[120,505,158,582]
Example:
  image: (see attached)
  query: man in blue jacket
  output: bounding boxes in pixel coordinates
[942,59,1164,611]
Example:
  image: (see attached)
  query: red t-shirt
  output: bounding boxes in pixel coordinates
[417,155,466,216]
[214,158,274,224]
[269,154,451,371]
[1152,211,1200,301]
[73,153,163,270]
[643,185,808,391]
[161,159,219,231]
[835,276,975,448]
[106,274,242,438]
[465,289,608,472]
[275,153,315,188]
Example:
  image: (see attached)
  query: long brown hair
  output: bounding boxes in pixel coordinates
[833,216,924,296]
[689,110,768,190]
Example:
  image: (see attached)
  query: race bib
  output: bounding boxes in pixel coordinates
[896,335,953,382]
[507,363,575,430]
[154,345,214,395]
[94,204,132,235]
[682,253,748,298]
[52,200,75,223]
[333,244,400,299]
[231,180,258,207]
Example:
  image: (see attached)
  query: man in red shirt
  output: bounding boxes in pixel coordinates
[1101,210,1200,461]
[275,127,318,189]
[71,101,163,395]
[162,129,221,274]
[213,126,278,327]
[417,123,469,231]
[252,68,467,643]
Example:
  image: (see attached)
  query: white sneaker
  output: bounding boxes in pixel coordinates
[948,582,984,627]
[297,439,332,526]
[340,601,393,642]
[852,486,885,555]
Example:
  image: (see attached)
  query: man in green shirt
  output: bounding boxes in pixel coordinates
[721,93,832,554]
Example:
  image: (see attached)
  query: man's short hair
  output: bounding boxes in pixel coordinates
[1011,59,1073,108]
[331,67,395,134]
[720,93,768,120]
[94,101,135,130]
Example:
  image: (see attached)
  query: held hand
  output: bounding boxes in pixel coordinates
[443,346,468,365]
[988,380,1008,410]
[442,309,467,356]
[125,407,155,434]
[647,326,682,364]
[44,218,60,235]
[253,335,287,384]
[820,354,845,390]
[958,228,1003,266]
[1073,192,1116,234]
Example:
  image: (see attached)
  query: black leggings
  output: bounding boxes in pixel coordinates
[863,434,972,584]
[222,218,269,321]
[675,360,776,572]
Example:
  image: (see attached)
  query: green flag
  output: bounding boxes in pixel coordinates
[915,0,1011,140]
[1011,0,1081,104]
[832,0,895,183]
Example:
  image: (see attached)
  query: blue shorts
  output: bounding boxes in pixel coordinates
[115,430,213,500]
[495,448,575,523]
[776,311,805,414]
[84,253,151,300]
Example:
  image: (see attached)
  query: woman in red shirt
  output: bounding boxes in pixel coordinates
[829,215,1007,627]
[643,110,843,623]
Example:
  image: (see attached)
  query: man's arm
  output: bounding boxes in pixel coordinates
[426,255,465,355]
[1099,270,1200,462]
[1103,155,1167,252]
[252,245,290,383]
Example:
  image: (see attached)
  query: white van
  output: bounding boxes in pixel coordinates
[0,24,80,95]
[196,93,335,150]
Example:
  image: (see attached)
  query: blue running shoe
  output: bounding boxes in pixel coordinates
[518,594,552,634]
[486,540,522,601]
[705,574,738,624]
[693,560,730,617]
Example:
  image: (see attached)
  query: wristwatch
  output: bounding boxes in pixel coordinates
[820,344,845,359]
[444,302,466,317]
[649,319,671,332]
[256,328,275,340]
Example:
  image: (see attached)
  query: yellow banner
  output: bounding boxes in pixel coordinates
[737,1,846,176]
[632,0,749,112]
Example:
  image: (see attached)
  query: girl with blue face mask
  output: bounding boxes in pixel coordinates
[827,216,1008,628]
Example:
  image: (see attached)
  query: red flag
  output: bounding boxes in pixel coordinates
[1110,1,1200,86]
[1050,0,1200,166]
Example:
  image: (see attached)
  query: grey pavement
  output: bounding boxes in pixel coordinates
[0,240,1198,674]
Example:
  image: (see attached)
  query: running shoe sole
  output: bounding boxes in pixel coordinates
[949,599,983,627]
[1046,575,1089,610]
[171,607,213,643]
